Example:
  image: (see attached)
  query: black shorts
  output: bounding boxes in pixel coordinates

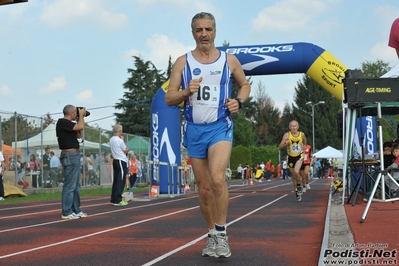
[287,154,303,168]
[300,163,310,171]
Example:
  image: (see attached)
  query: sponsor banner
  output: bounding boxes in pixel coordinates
[306,50,347,100]
[355,116,378,158]
[150,87,180,193]
[218,42,345,101]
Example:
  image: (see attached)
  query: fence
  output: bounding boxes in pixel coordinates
[145,159,194,197]
[0,114,150,189]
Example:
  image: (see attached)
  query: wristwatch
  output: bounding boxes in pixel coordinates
[235,98,244,109]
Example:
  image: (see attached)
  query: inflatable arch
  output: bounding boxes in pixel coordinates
[150,42,347,194]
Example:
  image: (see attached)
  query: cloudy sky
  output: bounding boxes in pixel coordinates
[0,0,398,130]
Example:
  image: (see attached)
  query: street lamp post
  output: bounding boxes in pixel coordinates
[306,101,325,151]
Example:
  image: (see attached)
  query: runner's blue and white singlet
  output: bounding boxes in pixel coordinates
[181,50,233,124]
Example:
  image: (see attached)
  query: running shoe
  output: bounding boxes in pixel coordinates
[111,200,128,206]
[61,213,81,220]
[202,234,217,257]
[215,233,231,258]
[306,184,311,189]
[302,186,307,193]
[75,211,88,218]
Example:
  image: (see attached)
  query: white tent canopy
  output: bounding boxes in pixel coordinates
[12,123,103,151]
[12,123,59,149]
[313,146,343,158]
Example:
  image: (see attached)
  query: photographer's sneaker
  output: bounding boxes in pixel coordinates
[202,234,217,257]
[75,211,88,218]
[215,233,231,258]
[61,213,81,220]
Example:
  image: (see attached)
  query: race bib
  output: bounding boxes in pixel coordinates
[290,143,302,153]
[190,84,220,108]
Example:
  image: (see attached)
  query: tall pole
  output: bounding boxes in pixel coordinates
[306,101,325,151]
[312,105,315,151]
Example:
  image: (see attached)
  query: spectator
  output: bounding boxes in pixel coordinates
[259,161,265,172]
[271,164,275,178]
[0,151,5,200]
[29,154,41,188]
[128,154,139,189]
[277,162,281,178]
[317,159,323,178]
[265,159,271,182]
[42,147,51,185]
[49,151,62,187]
[254,165,265,182]
[282,159,288,180]
[85,153,97,186]
[16,156,29,189]
[109,124,130,206]
[236,164,242,180]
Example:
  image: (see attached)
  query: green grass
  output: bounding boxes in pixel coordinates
[1,185,150,204]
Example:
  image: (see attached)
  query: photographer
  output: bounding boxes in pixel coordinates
[56,104,88,220]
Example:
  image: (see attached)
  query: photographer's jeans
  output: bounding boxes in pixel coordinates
[60,151,81,216]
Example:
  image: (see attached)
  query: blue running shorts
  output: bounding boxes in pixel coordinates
[183,117,234,159]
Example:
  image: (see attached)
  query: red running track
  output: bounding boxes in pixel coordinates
[0,178,331,266]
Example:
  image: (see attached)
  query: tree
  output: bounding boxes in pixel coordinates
[232,112,256,147]
[292,75,341,151]
[251,80,281,146]
[361,59,391,78]
[1,114,37,145]
[115,56,166,136]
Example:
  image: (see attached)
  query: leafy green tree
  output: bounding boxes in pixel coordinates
[251,80,281,146]
[292,75,341,151]
[232,112,256,147]
[115,56,166,136]
[361,59,391,78]
[1,114,36,145]
[231,145,251,171]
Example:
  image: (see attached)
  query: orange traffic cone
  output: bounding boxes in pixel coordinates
[249,179,254,186]
[184,183,191,193]
[150,185,158,197]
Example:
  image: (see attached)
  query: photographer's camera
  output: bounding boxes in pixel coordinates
[76,107,90,119]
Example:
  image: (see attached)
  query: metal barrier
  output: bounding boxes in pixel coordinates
[99,163,113,186]
[146,160,195,198]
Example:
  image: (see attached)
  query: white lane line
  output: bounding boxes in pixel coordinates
[261,183,291,191]
[0,205,199,259]
[0,195,244,259]
[0,197,109,212]
[0,202,108,220]
[142,194,288,266]
[0,196,197,233]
